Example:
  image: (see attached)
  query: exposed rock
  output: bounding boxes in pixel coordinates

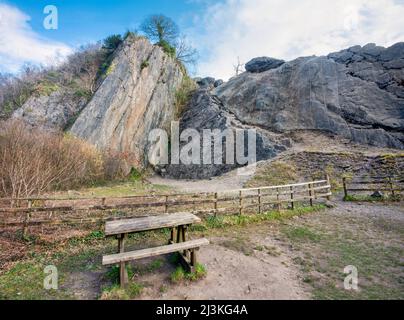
[214,79,224,88]
[371,191,384,198]
[70,37,184,167]
[161,88,289,179]
[245,57,285,73]
[197,77,216,87]
[215,43,404,150]
[12,90,87,130]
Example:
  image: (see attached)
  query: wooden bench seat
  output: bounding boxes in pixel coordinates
[102,238,209,265]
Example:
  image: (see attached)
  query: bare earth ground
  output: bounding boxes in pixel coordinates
[4,198,396,301]
[0,196,402,300]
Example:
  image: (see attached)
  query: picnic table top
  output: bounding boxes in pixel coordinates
[105,212,201,236]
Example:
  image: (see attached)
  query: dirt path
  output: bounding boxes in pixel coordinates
[149,168,254,193]
[139,239,309,300]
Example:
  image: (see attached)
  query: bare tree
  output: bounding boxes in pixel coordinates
[140,14,180,45]
[233,56,245,76]
[175,36,198,67]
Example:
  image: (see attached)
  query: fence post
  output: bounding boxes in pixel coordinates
[343,177,348,198]
[164,195,168,213]
[239,190,243,216]
[23,200,32,238]
[214,193,218,217]
[290,186,294,210]
[308,183,313,207]
[388,177,395,197]
[326,174,331,200]
[258,189,261,214]
[276,188,281,212]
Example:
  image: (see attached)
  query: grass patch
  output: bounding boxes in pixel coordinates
[100,282,143,300]
[279,212,404,300]
[283,226,322,242]
[141,60,149,70]
[245,161,298,188]
[0,261,71,300]
[52,180,172,199]
[200,205,326,230]
[170,263,207,283]
[105,265,135,284]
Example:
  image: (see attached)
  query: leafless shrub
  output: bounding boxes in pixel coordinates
[0,120,104,199]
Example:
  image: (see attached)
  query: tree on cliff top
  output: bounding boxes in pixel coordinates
[140,14,179,45]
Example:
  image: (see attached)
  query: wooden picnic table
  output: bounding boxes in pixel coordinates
[102,212,209,287]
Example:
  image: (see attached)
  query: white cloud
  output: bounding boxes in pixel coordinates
[0,3,72,73]
[192,0,404,80]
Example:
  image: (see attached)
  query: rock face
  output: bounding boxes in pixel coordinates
[160,88,291,179]
[70,37,184,165]
[12,89,87,130]
[215,43,404,149]
[245,57,285,73]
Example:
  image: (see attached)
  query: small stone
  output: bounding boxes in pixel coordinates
[371,190,384,198]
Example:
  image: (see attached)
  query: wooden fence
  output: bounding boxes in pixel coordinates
[342,175,403,198]
[0,177,331,235]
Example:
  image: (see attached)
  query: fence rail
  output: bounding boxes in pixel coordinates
[0,177,332,235]
[342,175,403,198]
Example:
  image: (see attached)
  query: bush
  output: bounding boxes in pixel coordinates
[140,60,149,70]
[102,34,123,52]
[174,76,197,118]
[158,40,176,58]
[0,120,104,199]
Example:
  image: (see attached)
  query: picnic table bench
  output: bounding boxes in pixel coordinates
[102,212,209,287]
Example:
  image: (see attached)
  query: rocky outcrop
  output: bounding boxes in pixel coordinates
[214,43,404,149]
[70,37,184,166]
[12,90,87,130]
[160,88,291,179]
[245,57,285,73]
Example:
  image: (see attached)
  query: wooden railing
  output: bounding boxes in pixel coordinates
[342,175,403,199]
[0,177,331,235]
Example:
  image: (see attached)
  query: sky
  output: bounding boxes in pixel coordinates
[1,0,404,79]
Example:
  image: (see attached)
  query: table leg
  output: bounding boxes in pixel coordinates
[176,226,182,243]
[190,249,196,267]
[117,234,128,288]
[169,228,175,244]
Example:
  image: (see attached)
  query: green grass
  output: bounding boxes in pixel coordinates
[105,265,135,284]
[170,263,207,283]
[190,205,327,233]
[245,161,298,188]
[283,226,322,242]
[52,180,172,199]
[0,262,72,300]
[140,60,149,70]
[280,218,404,300]
[100,282,143,300]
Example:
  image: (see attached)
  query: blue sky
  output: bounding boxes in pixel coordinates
[2,0,207,46]
[1,0,404,79]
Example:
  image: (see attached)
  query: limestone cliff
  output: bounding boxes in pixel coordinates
[215,43,404,149]
[70,37,184,165]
